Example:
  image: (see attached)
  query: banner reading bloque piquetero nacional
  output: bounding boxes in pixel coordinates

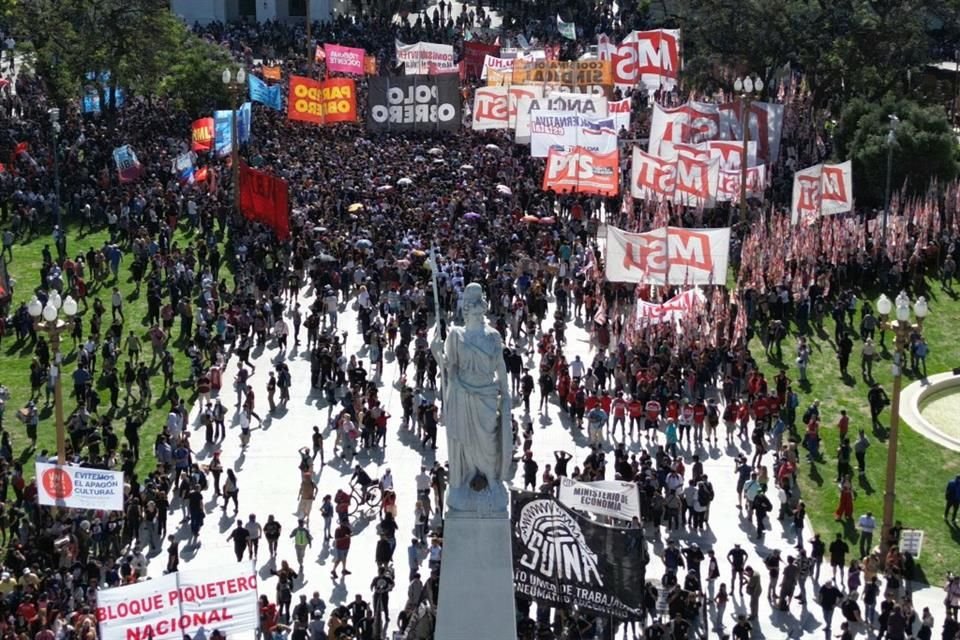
[512,491,644,620]
[605,225,731,286]
[96,564,259,640]
[367,75,461,133]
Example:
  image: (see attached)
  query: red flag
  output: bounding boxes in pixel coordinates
[193,167,209,183]
[13,142,28,156]
[239,162,290,240]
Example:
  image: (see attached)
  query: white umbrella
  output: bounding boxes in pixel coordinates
[460,164,475,171]
[496,184,512,195]
[414,155,426,163]
[432,158,446,164]
[427,147,443,156]
[377,184,394,191]
[485,144,500,151]
[397,177,413,186]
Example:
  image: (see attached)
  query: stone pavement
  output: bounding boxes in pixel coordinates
[144,285,949,639]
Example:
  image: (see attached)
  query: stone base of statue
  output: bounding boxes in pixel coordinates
[434,509,518,640]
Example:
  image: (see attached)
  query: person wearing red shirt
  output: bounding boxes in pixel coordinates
[557,372,570,413]
[331,521,352,578]
[666,397,680,422]
[737,401,751,439]
[837,410,849,440]
[753,396,770,429]
[611,392,628,440]
[692,399,707,444]
[723,400,738,445]
[628,396,644,438]
[644,399,661,442]
[584,393,600,413]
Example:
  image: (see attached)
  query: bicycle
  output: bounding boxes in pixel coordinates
[347,479,382,516]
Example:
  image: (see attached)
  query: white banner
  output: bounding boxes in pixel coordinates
[609,98,632,135]
[480,55,515,80]
[472,85,543,130]
[648,100,784,163]
[635,288,706,327]
[631,146,720,207]
[716,165,767,203]
[601,30,681,94]
[96,564,259,640]
[605,225,731,285]
[515,93,608,144]
[530,112,618,157]
[558,478,640,521]
[395,40,455,75]
[790,160,853,225]
[36,462,124,511]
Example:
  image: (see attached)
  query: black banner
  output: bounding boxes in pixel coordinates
[367,75,462,133]
[511,491,645,620]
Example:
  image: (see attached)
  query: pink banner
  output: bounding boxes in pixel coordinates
[324,44,366,75]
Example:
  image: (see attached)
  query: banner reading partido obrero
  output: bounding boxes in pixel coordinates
[96,563,259,640]
[36,462,124,511]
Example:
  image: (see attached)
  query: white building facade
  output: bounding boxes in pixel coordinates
[171,0,336,25]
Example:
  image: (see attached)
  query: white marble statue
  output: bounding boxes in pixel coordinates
[431,282,513,513]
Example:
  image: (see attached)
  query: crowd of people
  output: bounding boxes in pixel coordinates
[0,2,957,640]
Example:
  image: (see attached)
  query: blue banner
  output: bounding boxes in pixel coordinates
[213,102,251,157]
[247,74,283,110]
[81,87,125,114]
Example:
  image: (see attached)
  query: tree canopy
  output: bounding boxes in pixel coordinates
[833,95,959,206]
[14,0,233,113]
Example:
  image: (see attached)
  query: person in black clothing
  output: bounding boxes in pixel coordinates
[868,383,890,431]
[520,368,535,414]
[227,519,250,562]
[348,594,370,630]
[553,450,572,477]
[819,580,844,634]
[522,451,539,491]
[752,489,773,540]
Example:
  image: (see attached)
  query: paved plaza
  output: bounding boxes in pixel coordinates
[145,283,947,639]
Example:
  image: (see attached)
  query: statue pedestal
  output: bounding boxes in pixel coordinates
[435,511,518,640]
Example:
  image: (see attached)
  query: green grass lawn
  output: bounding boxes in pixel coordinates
[747,283,960,584]
[2,222,214,479]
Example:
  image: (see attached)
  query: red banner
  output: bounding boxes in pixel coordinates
[463,41,500,79]
[542,147,619,197]
[191,118,214,152]
[239,162,290,240]
[287,76,358,125]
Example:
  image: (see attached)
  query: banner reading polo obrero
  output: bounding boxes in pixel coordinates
[395,40,455,75]
[790,160,853,225]
[605,225,731,285]
[287,76,357,125]
[324,44,366,75]
[542,147,619,197]
[96,562,259,640]
[367,75,461,133]
[36,462,123,511]
[558,477,640,522]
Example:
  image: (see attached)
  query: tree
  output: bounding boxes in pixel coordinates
[833,95,960,206]
[673,0,935,109]
[13,0,233,114]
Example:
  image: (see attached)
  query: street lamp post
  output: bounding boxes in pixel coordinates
[221,68,246,213]
[733,74,763,226]
[881,114,899,247]
[49,107,61,229]
[875,291,928,561]
[27,291,78,465]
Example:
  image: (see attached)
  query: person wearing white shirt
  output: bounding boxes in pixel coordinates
[569,355,585,380]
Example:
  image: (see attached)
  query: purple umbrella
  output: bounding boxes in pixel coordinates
[464,212,482,221]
